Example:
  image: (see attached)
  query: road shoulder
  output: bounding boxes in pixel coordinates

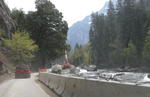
[35,79,59,97]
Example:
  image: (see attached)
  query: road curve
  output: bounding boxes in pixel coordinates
[0,73,55,97]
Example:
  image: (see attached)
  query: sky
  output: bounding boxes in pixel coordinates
[5,0,107,26]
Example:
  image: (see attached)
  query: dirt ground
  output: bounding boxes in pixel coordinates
[0,73,14,84]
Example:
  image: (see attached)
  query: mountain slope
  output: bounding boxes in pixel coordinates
[67,16,91,48]
[67,0,116,48]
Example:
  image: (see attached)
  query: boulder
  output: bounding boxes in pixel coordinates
[51,64,63,74]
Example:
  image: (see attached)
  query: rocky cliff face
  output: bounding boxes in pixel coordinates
[0,0,15,38]
[0,0,16,72]
[67,16,91,48]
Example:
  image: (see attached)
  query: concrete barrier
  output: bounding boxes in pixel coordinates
[54,76,66,95]
[39,73,150,97]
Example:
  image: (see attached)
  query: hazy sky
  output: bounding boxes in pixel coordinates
[5,0,107,26]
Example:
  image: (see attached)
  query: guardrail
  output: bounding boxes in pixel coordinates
[39,73,150,97]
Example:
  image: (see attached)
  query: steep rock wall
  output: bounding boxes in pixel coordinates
[0,0,15,38]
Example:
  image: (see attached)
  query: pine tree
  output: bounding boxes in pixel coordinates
[131,1,148,59]
[106,0,117,64]
[11,9,26,31]
[89,0,150,67]
[90,13,108,66]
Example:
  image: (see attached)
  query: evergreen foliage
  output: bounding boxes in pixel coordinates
[69,43,91,66]
[90,0,150,68]
[11,9,26,32]
[143,30,150,59]
[10,0,68,66]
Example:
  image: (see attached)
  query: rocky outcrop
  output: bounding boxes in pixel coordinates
[0,0,15,38]
[0,0,16,72]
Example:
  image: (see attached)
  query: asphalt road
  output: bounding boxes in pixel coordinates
[0,73,58,97]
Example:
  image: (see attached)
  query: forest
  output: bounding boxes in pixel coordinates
[0,0,68,69]
[89,0,150,68]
